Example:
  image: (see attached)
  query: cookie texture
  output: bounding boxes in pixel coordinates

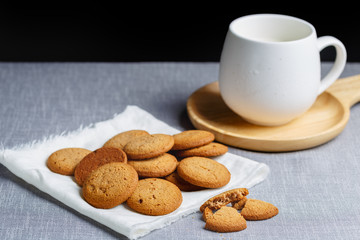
[232,196,248,210]
[123,134,174,159]
[126,178,182,216]
[165,171,205,192]
[103,130,150,150]
[172,142,228,158]
[240,198,279,220]
[82,162,138,209]
[47,148,91,175]
[204,206,247,232]
[74,147,128,186]
[177,157,231,189]
[127,153,177,178]
[202,206,213,222]
[200,188,249,212]
[172,130,215,150]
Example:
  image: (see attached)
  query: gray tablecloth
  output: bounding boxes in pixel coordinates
[0,62,359,239]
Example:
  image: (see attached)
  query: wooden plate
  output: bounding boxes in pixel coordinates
[187,75,360,152]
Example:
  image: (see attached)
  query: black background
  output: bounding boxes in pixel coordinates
[0,6,358,62]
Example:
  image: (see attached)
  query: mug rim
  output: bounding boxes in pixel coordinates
[229,13,316,44]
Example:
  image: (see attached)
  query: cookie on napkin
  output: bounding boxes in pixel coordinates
[164,171,205,191]
[74,147,127,186]
[177,157,231,189]
[123,134,174,159]
[82,162,138,209]
[103,129,150,150]
[0,105,270,240]
[126,178,182,216]
[171,130,215,150]
[127,153,177,178]
[47,148,92,175]
[172,142,228,158]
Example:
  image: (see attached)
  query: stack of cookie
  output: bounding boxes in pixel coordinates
[166,130,230,191]
[106,131,182,215]
[121,133,178,178]
[46,129,230,216]
[171,130,228,159]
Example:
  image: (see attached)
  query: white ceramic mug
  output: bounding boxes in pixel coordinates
[219,14,347,126]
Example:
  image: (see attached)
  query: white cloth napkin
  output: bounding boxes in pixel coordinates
[0,105,270,239]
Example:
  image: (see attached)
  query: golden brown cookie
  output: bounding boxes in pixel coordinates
[127,153,177,178]
[82,162,138,209]
[123,134,174,160]
[74,147,128,186]
[103,130,150,150]
[200,188,249,212]
[172,130,215,150]
[232,196,248,210]
[202,206,213,222]
[47,148,92,175]
[177,157,231,189]
[126,178,182,216]
[240,198,279,220]
[172,142,228,158]
[164,171,205,191]
[204,206,247,232]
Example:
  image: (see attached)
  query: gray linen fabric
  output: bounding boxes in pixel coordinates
[0,62,359,239]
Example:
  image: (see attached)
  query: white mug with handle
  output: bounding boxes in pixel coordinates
[219,14,347,126]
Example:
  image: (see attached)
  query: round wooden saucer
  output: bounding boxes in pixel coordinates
[187,75,360,152]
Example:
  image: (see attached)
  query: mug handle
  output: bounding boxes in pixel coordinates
[317,36,347,95]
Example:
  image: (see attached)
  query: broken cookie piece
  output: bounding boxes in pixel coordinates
[232,196,247,210]
[239,198,279,220]
[204,206,247,232]
[200,188,249,212]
